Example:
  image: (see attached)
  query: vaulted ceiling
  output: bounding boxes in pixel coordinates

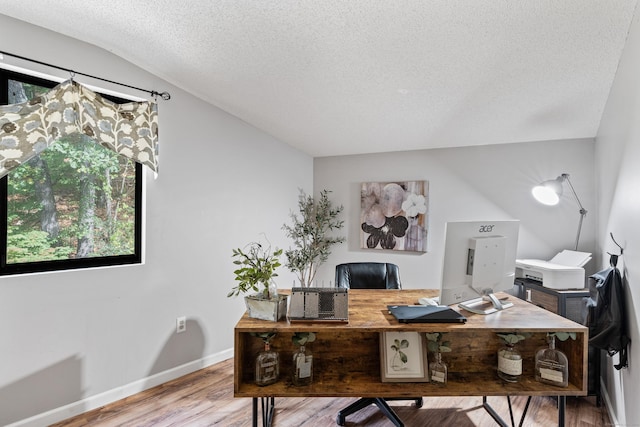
[1,1,637,157]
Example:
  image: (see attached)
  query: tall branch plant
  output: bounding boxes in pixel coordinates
[282,189,345,287]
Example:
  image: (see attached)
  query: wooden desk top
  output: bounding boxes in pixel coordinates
[234,289,587,334]
[234,289,588,398]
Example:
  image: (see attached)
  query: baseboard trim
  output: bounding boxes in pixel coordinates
[599,377,620,426]
[7,348,234,427]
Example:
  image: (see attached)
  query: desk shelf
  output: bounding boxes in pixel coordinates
[234,289,587,400]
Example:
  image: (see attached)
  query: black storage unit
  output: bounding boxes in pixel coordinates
[514,278,601,403]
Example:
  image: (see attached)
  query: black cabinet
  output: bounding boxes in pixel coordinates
[514,278,589,322]
[514,278,600,402]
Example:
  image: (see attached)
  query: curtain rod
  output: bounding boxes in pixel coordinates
[0,50,171,100]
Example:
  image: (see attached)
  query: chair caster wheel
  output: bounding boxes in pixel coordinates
[415,397,423,408]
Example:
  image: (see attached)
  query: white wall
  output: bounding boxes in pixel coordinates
[313,139,596,289]
[0,15,311,425]
[594,4,640,426]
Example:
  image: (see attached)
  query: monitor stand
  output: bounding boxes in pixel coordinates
[458,293,514,315]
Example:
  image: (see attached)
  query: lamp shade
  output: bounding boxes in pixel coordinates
[532,176,565,205]
[531,173,587,251]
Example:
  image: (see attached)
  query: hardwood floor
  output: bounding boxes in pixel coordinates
[52,358,611,427]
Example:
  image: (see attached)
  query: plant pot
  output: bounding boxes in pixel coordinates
[244,294,288,321]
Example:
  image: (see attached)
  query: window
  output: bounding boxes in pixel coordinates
[0,69,142,275]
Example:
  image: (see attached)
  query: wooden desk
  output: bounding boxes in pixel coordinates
[234,289,588,426]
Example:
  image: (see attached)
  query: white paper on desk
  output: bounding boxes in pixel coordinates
[549,250,592,267]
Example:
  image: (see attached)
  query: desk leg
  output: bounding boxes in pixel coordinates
[482,396,510,427]
[252,397,275,427]
[483,395,562,427]
[518,396,532,427]
[252,398,258,427]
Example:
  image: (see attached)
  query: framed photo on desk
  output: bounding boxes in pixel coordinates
[380,331,429,382]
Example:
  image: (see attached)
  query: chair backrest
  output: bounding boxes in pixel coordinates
[335,262,401,290]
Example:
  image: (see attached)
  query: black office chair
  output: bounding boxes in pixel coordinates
[334,262,423,427]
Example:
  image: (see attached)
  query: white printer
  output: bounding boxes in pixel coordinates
[515,250,592,290]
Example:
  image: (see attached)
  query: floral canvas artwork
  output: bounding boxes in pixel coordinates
[361,181,428,252]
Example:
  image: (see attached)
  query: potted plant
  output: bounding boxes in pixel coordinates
[292,332,316,386]
[228,239,288,321]
[282,189,345,287]
[251,332,280,385]
[496,332,531,383]
[425,332,451,384]
[535,332,576,387]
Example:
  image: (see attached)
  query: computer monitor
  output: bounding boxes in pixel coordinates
[439,220,520,314]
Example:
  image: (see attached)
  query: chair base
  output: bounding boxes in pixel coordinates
[336,397,423,427]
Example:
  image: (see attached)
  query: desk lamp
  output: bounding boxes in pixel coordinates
[531,173,587,251]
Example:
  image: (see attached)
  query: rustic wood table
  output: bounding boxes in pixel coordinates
[234,289,588,427]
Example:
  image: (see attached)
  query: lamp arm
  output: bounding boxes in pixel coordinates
[563,174,587,250]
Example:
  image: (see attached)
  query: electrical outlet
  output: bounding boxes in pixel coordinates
[176,316,186,333]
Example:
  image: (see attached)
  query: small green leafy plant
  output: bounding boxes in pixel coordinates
[497,332,531,345]
[250,332,277,344]
[548,332,577,341]
[292,332,316,346]
[228,239,282,299]
[425,332,452,353]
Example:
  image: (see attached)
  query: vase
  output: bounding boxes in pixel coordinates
[497,343,522,383]
[429,352,448,385]
[244,294,288,321]
[292,344,313,386]
[255,342,280,386]
[267,279,278,299]
[535,335,569,387]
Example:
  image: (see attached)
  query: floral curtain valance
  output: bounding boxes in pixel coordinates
[0,79,158,178]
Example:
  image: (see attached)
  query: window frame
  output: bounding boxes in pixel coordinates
[0,69,143,276]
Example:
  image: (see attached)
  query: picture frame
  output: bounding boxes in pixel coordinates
[379,331,429,382]
[360,180,429,252]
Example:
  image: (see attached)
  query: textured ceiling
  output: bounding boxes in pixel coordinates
[0,1,637,157]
